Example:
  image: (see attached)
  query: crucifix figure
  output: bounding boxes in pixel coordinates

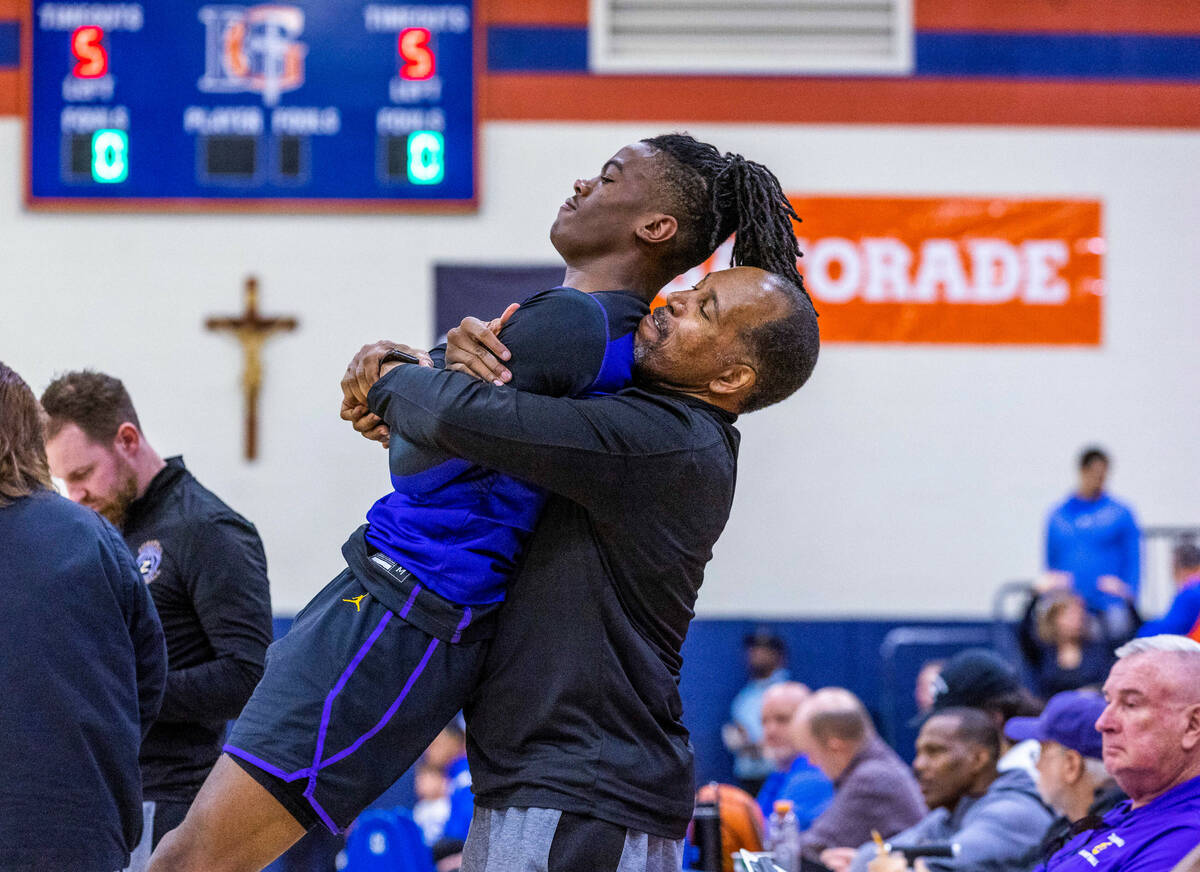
[205,276,299,461]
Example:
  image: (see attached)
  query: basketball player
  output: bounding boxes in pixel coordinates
[149,135,811,872]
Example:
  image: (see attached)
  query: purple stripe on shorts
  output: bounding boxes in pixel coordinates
[399,583,422,619]
[317,637,441,771]
[304,790,341,835]
[450,606,472,644]
[305,610,395,821]
[222,745,312,782]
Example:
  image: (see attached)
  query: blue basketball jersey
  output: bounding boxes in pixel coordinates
[364,287,648,605]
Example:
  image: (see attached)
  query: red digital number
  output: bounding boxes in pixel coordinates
[398,27,435,81]
[71,25,108,79]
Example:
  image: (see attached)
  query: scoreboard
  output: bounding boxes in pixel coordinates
[28,2,477,209]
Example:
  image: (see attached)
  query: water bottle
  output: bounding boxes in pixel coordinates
[766,799,801,872]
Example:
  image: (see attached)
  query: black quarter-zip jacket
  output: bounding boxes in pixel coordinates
[121,457,273,802]
[368,364,739,838]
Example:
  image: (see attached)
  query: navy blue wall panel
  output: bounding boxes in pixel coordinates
[266,615,1002,793]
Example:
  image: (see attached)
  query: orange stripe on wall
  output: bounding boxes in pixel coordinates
[483,75,1200,129]
[917,0,1200,35]
[482,0,586,26]
[0,0,23,19]
[0,70,18,116]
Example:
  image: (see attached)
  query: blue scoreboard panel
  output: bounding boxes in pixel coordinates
[28,2,476,209]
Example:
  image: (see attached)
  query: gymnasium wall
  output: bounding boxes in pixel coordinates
[1,0,1198,623]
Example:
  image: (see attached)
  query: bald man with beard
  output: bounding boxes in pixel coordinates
[756,682,833,826]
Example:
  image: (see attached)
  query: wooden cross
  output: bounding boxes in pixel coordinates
[205,276,299,461]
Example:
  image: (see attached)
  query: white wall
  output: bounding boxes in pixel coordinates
[3,120,1198,617]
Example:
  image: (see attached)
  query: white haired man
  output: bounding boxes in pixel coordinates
[1031,635,1200,870]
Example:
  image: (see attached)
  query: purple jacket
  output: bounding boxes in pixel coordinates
[799,734,926,858]
[1037,773,1200,870]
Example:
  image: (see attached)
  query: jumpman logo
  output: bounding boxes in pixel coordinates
[342,593,369,611]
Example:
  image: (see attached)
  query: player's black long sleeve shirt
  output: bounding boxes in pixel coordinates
[121,457,274,802]
[368,365,739,838]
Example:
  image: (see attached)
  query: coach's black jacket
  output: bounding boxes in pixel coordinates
[121,457,273,802]
[369,364,739,838]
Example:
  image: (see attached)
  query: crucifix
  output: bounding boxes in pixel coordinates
[205,276,299,461]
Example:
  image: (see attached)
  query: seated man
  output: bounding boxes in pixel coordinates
[851,707,1052,872]
[926,648,1043,781]
[756,682,833,827]
[411,722,471,846]
[790,688,925,872]
[1031,635,1200,870]
[1004,689,1124,864]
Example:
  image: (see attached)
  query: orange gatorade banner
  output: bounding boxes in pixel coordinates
[672,196,1104,345]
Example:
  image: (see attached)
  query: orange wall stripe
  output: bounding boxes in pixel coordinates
[482,75,1200,128]
[0,0,23,19]
[482,0,586,26]
[916,0,1200,35]
[0,69,17,115]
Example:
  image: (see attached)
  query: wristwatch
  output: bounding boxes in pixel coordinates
[380,347,420,367]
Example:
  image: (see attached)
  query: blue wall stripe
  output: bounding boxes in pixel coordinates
[487,25,1200,81]
[0,21,19,69]
[488,26,588,73]
[916,31,1200,81]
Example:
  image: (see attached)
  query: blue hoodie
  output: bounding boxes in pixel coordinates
[1046,493,1140,610]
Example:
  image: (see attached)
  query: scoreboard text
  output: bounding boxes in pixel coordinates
[29,2,477,209]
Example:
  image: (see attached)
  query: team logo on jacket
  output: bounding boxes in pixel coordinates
[136,539,163,583]
[1076,831,1125,867]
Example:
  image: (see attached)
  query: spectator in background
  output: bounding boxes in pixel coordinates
[788,688,924,872]
[724,629,789,792]
[412,721,472,846]
[0,362,167,872]
[1005,690,1124,863]
[853,708,1052,872]
[1137,541,1200,640]
[914,660,944,716]
[1033,636,1200,871]
[1045,447,1141,628]
[756,682,833,827]
[1018,588,1138,699]
[413,761,450,844]
[927,648,1043,782]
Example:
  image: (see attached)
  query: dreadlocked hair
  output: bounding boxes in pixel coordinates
[641,133,814,312]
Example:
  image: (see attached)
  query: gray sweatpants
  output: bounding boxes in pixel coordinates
[462,806,684,872]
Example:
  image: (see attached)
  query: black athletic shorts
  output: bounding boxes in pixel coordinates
[224,563,493,834]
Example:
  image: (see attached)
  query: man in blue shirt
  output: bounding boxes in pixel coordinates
[756,682,833,827]
[1045,447,1141,613]
[1032,635,1200,870]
